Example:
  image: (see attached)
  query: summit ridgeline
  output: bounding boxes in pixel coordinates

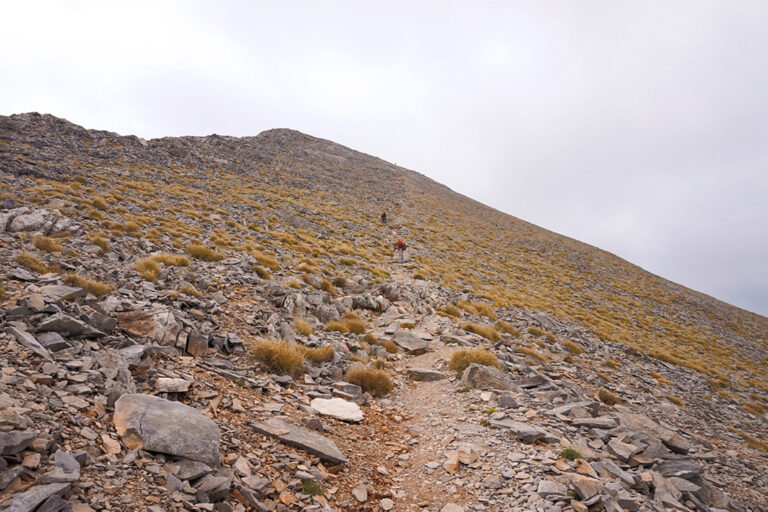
[0,112,766,511]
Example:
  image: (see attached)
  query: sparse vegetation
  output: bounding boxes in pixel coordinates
[562,340,584,355]
[301,480,323,496]
[295,318,313,336]
[448,348,502,374]
[597,387,622,406]
[14,252,51,274]
[666,394,684,406]
[462,323,500,342]
[152,253,190,267]
[299,345,335,363]
[134,258,161,281]
[495,320,520,336]
[63,273,114,297]
[344,367,393,397]
[249,339,305,376]
[34,235,62,253]
[179,284,203,298]
[560,448,582,461]
[186,243,225,262]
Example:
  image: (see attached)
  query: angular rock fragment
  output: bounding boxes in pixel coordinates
[155,378,191,393]
[251,418,347,464]
[407,368,447,381]
[36,313,103,338]
[6,326,52,360]
[114,394,220,467]
[461,363,511,390]
[1,482,71,512]
[490,419,546,442]
[567,473,605,500]
[0,430,38,455]
[393,330,429,354]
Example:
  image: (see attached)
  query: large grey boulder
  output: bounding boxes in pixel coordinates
[113,394,220,467]
[8,210,47,232]
[393,330,429,354]
[251,418,347,464]
[460,363,511,390]
[0,207,29,232]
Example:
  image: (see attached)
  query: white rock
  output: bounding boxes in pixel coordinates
[310,397,363,423]
[156,378,191,393]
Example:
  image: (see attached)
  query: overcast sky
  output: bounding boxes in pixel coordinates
[2,1,767,315]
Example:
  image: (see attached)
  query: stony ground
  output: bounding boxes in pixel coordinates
[0,113,767,512]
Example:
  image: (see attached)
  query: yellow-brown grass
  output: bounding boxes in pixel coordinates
[495,320,520,336]
[14,252,51,274]
[63,273,114,297]
[729,428,768,453]
[345,367,393,397]
[295,318,314,336]
[448,348,502,374]
[134,258,161,281]
[666,394,684,406]
[152,253,190,267]
[597,388,622,406]
[462,323,500,342]
[186,243,225,262]
[34,235,62,253]
[251,265,271,279]
[249,339,305,376]
[518,345,550,361]
[436,305,461,319]
[562,340,584,355]
[299,345,335,363]
[179,284,203,298]
[87,234,109,253]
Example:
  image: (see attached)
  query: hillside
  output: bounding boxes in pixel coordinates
[0,112,766,511]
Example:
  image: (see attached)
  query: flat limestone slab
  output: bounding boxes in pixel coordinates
[310,397,363,423]
[251,418,347,464]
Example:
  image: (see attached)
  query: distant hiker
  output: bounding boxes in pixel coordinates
[381,212,387,224]
[395,239,406,263]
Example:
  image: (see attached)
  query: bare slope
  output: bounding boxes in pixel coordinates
[1,111,767,412]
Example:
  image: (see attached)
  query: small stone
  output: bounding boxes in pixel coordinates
[380,498,395,510]
[441,504,464,512]
[101,434,122,454]
[351,485,368,502]
[155,378,191,393]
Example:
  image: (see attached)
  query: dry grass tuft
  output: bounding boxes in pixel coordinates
[729,428,768,453]
[63,273,114,297]
[295,318,314,336]
[251,265,271,279]
[186,243,225,262]
[87,234,109,253]
[518,345,550,361]
[448,348,502,374]
[34,235,62,253]
[152,253,190,267]
[14,252,51,274]
[666,394,684,406]
[597,388,622,406]
[326,318,367,334]
[249,339,305,376]
[562,340,584,355]
[179,284,203,298]
[300,345,335,363]
[462,323,500,342]
[344,367,393,397]
[135,258,161,281]
[495,320,520,336]
[436,305,461,319]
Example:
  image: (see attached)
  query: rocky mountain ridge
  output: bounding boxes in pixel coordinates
[0,113,766,512]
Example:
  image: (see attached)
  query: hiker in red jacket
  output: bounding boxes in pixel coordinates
[396,239,406,263]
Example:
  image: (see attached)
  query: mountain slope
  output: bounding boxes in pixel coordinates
[1,113,767,511]
[2,112,766,405]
